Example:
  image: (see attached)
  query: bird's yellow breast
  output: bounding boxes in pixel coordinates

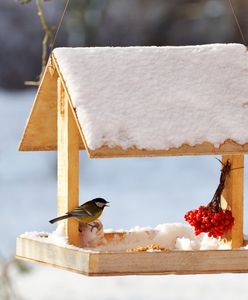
[76,210,102,223]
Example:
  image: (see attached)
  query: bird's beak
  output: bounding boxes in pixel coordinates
[105,201,110,207]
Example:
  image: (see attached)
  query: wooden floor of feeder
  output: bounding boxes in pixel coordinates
[16,235,248,276]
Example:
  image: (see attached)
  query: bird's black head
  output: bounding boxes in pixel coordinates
[92,198,109,209]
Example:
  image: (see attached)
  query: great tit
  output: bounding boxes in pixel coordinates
[49,198,109,224]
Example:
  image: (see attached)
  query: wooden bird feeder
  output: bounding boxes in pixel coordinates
[16,44,248,276]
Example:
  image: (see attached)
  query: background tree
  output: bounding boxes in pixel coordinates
[0,0,247,89]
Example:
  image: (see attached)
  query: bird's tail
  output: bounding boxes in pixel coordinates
[49,214,71,224]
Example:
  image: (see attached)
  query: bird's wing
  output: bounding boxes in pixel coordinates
[68,206,94,217]
[83,207,94,216]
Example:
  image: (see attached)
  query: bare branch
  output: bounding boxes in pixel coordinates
[17,0,54,84]
[36,0,54,79]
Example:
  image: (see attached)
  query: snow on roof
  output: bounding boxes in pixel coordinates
[53,44,248,151]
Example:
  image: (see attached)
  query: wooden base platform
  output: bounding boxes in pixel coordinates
[16,235,248,276]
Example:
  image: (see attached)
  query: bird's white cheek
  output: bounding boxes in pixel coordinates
[95,202,105,208]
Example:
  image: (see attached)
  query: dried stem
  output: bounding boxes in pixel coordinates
[208,160,232,211]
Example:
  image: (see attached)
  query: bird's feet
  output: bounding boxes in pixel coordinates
[88,223,98,232]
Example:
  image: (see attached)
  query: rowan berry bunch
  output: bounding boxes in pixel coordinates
[184,159,235,238]
[184,205,234,238]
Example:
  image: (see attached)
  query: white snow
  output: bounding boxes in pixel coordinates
[21,222,231,252]
[3,89,248,299]
[13,265,248,300]
[54,44,248,150]
[21,224,92,253]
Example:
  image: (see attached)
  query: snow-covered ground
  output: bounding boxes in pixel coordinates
[1,89,248,299]
[13,265,248,300]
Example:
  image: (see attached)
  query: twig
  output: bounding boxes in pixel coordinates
[0,256,22,300]
[209,160,232,211]
[36,0,54,81]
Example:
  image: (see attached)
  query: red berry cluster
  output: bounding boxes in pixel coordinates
[184,205,234,238]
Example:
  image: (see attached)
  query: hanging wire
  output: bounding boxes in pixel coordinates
[50,0,70,52]
[50,0,247,50]
[227,0,247,46]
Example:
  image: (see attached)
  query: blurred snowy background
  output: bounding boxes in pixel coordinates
[1,0,248,299]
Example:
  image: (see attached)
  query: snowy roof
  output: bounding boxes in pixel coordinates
[19,44,248,158]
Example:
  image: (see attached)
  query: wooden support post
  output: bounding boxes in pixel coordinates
[57,78,79,246]
[221,155,244,249]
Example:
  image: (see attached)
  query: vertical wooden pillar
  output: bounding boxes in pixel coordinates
[221,155,244,249]
[57,78,79,246]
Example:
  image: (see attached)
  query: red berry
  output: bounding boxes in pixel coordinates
[185,206,234,238]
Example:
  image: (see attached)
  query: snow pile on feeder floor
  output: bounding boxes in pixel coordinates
[21,222,233,253]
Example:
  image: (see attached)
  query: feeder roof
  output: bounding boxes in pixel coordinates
[19,44,248,158]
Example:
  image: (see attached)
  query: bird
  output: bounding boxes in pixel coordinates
[49,198,109,225]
